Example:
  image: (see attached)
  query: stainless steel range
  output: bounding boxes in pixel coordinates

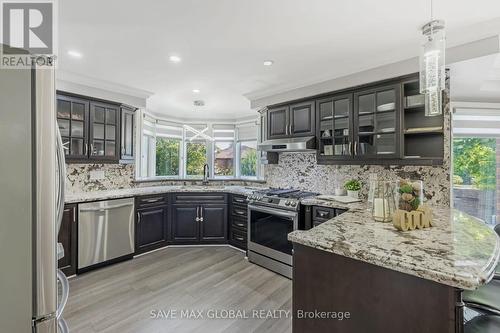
[247,188,317,279]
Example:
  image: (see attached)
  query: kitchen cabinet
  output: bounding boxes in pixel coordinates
[135,195,169,254]
[268,106,289,139]
[89,101,120,161]
[353,84,400,160]
[171,193,228,244]
[120,106,136,160]
[317,93,354,162]
[57,204,77,276]
[56,95,89,159]
[228,194,248,250]
[267,101,315,139]
[171,205,199,242]
[264,73,444,165]
[57,91,138,163]
[199,205,227,243]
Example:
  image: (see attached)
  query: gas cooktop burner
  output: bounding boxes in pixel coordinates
[248,188,318,210]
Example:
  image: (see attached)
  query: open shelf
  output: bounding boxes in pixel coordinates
[404,126,443,135]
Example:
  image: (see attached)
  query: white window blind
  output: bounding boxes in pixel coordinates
[213,124,235,141]
[156,121,183,139]
[236,121,258,141]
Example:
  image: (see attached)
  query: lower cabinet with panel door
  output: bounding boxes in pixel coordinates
[57,204,78,276]
[171,204,227,244]
[135,194,169,254]
[171,193,228,244]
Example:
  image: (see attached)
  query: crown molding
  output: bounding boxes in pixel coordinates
[57,70,154,99]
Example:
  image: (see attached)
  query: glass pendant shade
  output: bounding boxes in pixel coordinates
[419,20,445,116]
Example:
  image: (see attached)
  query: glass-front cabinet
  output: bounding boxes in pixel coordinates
[353,84,400,159]
[57,95,89,159]
[316,83,401,163]
[56,93,125,162]
[89,102,120,160]
[317,93,353,160]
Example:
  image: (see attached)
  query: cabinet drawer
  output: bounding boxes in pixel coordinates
[312,206,335,221]
[230,226,247,250]
[231,216,247,230]
[172,193,227,204]
[136,194,168,209]
[231,204,248,218]
[232,195,248,205]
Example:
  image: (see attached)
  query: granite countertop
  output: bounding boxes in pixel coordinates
[65,185,262,203]
[289,205,500,290]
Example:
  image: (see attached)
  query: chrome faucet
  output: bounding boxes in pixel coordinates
[203,163,210,185]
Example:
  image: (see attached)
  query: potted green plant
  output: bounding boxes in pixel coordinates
[344,179,361,198]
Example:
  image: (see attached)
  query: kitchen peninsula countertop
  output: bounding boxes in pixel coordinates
[289,201,500,290]
[65,185,262,204]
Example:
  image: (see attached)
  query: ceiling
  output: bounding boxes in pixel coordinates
[58,0,500,120]
[450,53,500,102]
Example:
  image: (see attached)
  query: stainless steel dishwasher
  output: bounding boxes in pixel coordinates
[78,198,135,270]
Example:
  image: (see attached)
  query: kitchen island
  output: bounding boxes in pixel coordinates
[289,200,500,333]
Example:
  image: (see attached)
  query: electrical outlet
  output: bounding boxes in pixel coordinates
[89,170,105,180]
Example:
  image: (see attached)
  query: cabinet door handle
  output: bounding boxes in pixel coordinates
[235,210,245,215]
[195,206,200,222]
[318,211,328,218]
[354,141,358,155]
[90,144,95,155]
[200,206,204,222]
[73,207,76,223]
[84,143,88,156]
[137,212,141,223]
[348,142,352,155]
[235,222,245,228]
[234,236,245,242]
[234,198,245,203]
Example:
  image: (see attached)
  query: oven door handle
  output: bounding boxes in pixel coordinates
[248,204,297,219]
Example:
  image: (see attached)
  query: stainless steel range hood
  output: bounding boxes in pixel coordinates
[258,136,316,152]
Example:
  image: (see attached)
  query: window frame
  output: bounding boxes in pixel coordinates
[155,136,182,178]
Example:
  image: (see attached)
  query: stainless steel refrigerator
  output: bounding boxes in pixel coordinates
[0,55,69,332]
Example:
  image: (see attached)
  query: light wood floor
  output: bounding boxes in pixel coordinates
[63,246,292,333]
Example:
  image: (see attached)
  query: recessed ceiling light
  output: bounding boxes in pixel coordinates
[169,55,182,63]
[68,50,82,58]
[192,89,200,93]
[263,60,274,66]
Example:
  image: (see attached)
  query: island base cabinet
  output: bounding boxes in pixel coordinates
[292,244,461,333]
[58,204,77,276]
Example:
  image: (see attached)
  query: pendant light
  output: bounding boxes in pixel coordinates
[419,0,445,116]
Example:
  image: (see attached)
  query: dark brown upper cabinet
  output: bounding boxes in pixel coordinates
[89,101,120,161]
[290,101,316,137]
[57,92,137,163]
[267,100,315,140]
[317,93,354,162]
[268,105,289,139]
[57,95,90,159]
[266,73,444,165]
[120,106,136,160]
[353,83,401,160]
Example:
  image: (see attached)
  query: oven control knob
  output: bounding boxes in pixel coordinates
[290,201,297,207]
[285,200,290,206]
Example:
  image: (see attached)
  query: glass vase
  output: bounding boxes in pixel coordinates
[371,181,397,222]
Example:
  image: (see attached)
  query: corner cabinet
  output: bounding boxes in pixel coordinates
[267,100,315,139]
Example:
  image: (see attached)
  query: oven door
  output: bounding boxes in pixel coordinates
[248,204,298,265]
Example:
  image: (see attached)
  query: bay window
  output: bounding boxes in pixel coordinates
[139,114,261,180]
